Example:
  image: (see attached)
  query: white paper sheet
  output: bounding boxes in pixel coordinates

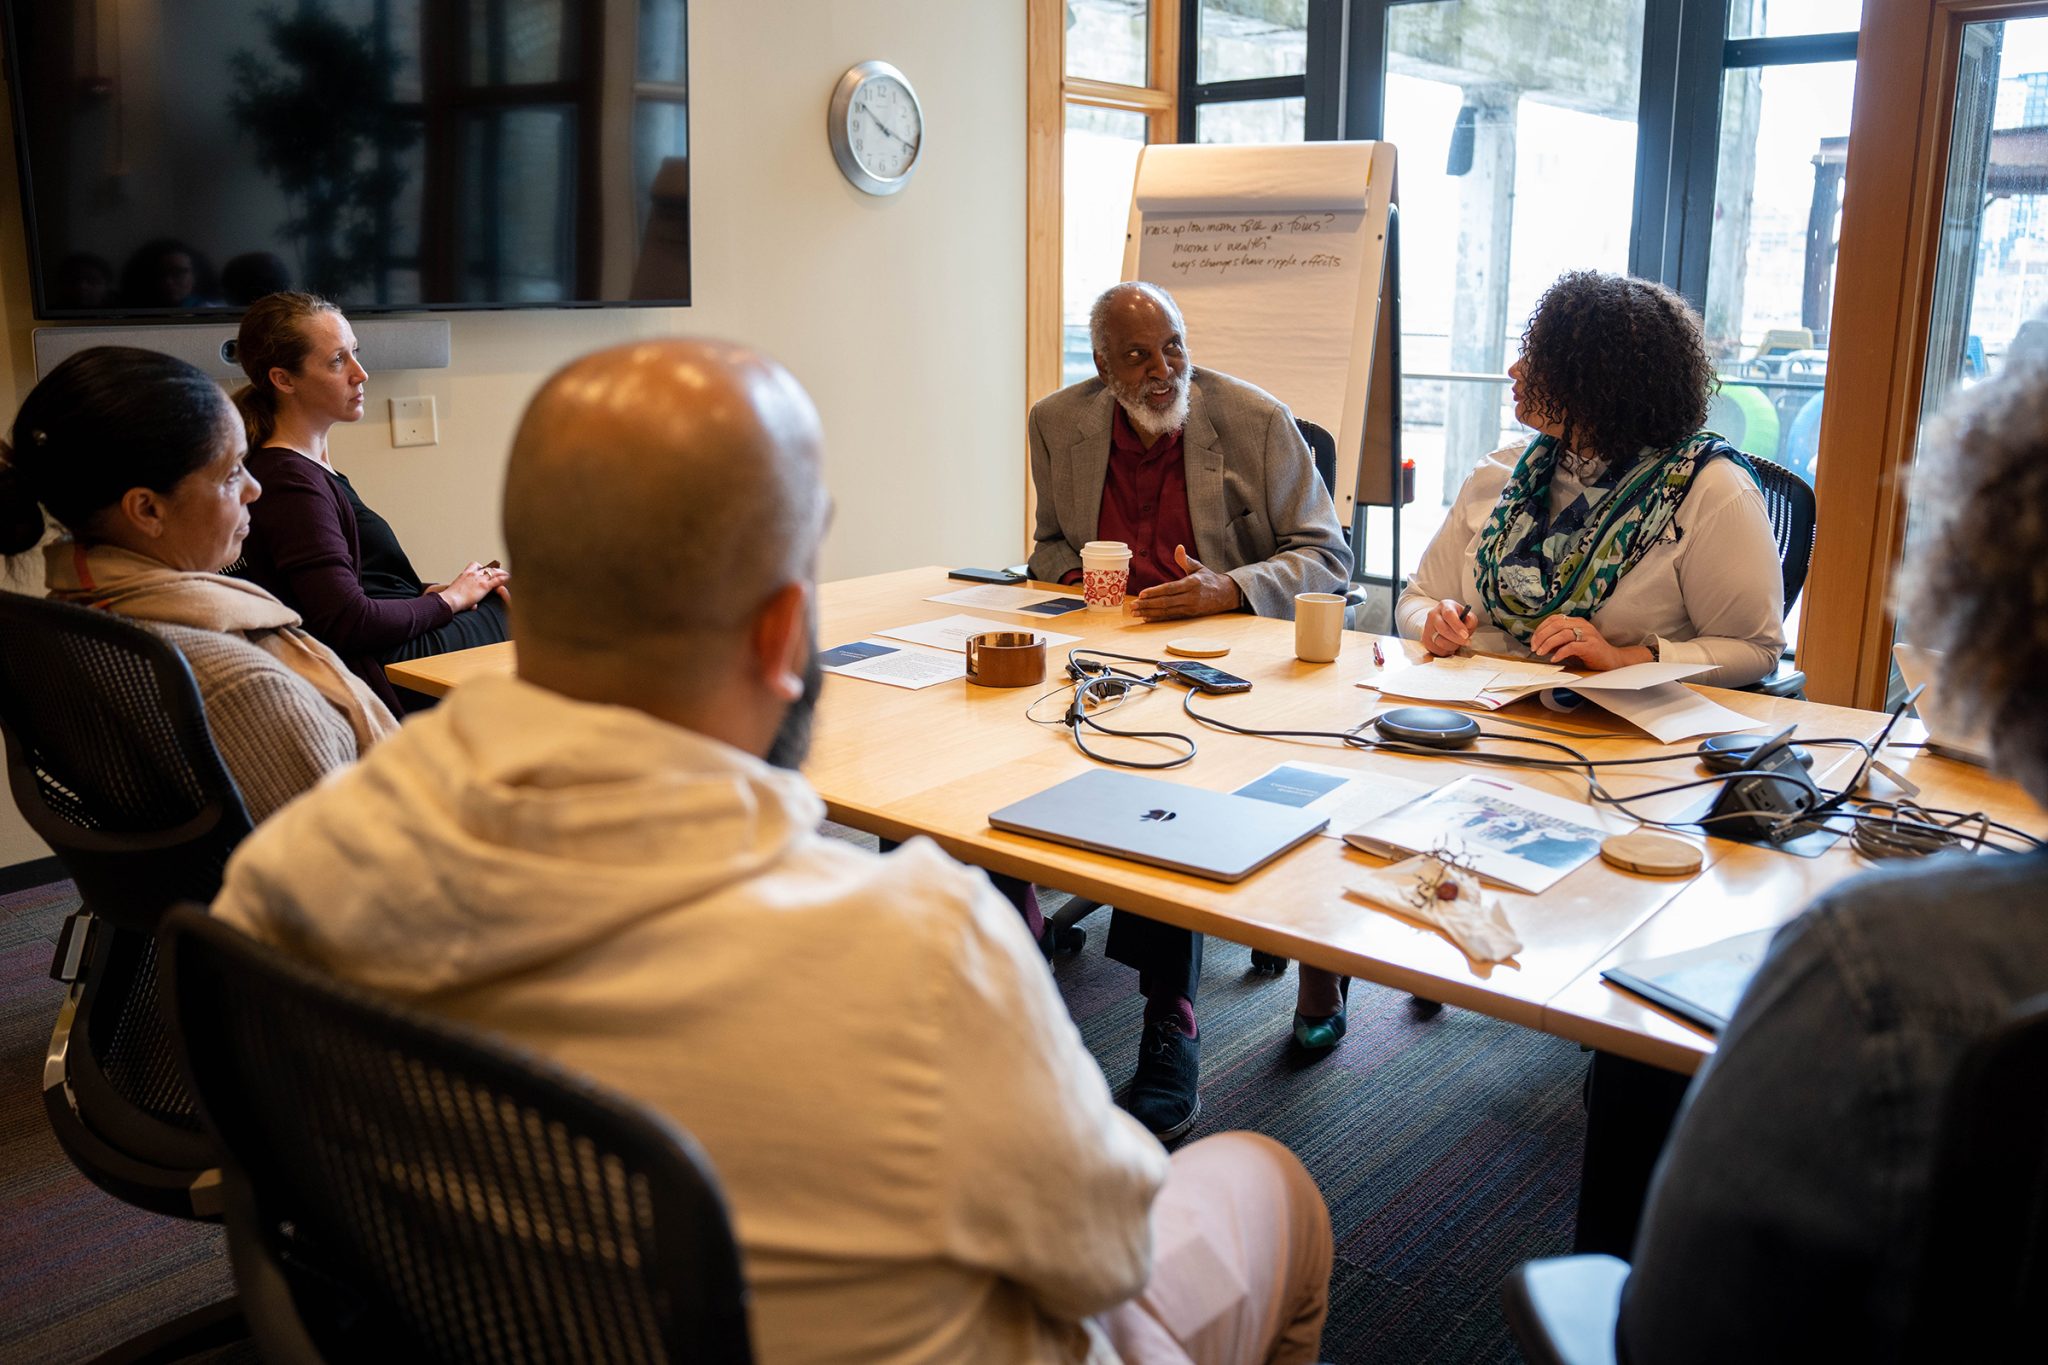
[1539,661,1714,693]
[923,585,1089,616]
[873,614,1081,654]
[1577,682,1768,744]
[1232,761,1432,841]
[1362,663,1500,704]
[817,639,964,690]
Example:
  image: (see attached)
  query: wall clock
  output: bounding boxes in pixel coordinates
[828,61,924,196]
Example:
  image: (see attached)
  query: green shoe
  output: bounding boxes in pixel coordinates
[1291,1007,1348,1051]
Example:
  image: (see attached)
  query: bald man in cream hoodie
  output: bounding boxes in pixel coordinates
[213,340,1330,1365]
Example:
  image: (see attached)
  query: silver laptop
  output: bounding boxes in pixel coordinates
[989,770,1328,882]
[1893,643,1992,766]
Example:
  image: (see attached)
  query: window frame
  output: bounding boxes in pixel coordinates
[1801,0,2048,707]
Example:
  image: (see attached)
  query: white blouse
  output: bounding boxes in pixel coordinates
[1396,445,1787,688]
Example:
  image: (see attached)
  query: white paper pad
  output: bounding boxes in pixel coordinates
[1232,761,1431,840]
[818,639,964,689]
[873,614,1081,654]
[1575,683,1768,744]
[924,584,1090,616]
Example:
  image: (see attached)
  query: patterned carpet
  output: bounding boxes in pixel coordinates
[0,861,1583,1364]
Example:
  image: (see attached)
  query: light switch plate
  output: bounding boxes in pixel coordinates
[390,395,438,447]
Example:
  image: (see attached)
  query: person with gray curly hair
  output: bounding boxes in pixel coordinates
[1611,362,2048,1363]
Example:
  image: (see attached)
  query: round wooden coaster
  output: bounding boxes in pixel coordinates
[1599,831,1705,877]
[1164,638,1231,658]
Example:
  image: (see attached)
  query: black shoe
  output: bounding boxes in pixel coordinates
[1040,922,1087,957]
[1409,994,1445,1019]
[1124,1018,1201,1143]
[1249,949,1289,976]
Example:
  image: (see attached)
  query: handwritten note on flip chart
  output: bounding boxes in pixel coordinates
[1134,210,1367,433]
[1144,213,1353,281]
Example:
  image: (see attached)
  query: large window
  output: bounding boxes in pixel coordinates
[1373,0,1645,581]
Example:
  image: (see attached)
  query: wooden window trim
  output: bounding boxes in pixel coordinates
[1025,0,1180,551]
[1801,0,2048,707]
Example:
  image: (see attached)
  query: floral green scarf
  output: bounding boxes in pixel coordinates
[1473,431,1750,644]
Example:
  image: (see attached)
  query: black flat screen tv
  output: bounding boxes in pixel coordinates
[2,0,690,319]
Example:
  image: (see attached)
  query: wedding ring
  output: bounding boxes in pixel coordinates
[1573,626,1584,642]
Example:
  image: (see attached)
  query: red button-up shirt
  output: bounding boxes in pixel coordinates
[1062,405,1198,594]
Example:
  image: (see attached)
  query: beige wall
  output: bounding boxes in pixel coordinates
[0,0,1027,868]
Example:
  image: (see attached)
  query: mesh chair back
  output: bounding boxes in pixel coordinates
[163,907,755,1365]
[1903,994,2048,1363]
[1297,418,1338,503]
[0,591,252,1144]
[0,593,252,928]
[1744,456,1817,609]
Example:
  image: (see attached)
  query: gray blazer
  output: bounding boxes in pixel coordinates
[1025,368,1351,618]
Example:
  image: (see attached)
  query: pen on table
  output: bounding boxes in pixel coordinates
[1372,639,1384,668]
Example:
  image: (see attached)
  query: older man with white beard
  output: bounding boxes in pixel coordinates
[1024,281,1350,1142]
[1027,281,1349,621]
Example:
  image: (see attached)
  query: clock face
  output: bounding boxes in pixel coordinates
[849,76,921,181]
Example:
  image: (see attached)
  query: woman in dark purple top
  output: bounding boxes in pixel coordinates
[232,292,508,711]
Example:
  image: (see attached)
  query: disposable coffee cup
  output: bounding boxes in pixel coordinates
[1294,592,1345,663]
[1080,540,1132,612]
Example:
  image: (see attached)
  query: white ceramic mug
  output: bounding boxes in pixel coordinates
[1080,540,1133,611]
[1294,592,1345,663]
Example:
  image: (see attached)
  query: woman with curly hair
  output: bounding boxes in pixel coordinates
[1290,273,1784,1051]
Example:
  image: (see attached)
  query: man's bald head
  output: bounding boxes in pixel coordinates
[504,340,828,669]
[1087,281,1185,358]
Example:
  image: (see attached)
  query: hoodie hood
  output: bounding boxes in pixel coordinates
[228,675,823,997]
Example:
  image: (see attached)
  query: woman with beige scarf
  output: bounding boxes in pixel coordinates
[0,347,396,821]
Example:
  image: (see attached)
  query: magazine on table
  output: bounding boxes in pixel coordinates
[1340,774,1631,893]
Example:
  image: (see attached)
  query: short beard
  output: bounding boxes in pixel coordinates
[764,617,823,771]
[1109,371,1191,443]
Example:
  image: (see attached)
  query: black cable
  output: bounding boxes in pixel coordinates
[1050,667,1195,769]
[1036,657,2048,852]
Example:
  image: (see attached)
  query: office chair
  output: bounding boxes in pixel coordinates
[0,592,252,1355]
[1294,418,1373,617]
[161,906,757,1364]
[1501,992,2048,1365]
[1744,455,1817,698]
[0,593,249,1209]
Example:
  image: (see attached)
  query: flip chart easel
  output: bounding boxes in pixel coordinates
[1121,141,1403,576]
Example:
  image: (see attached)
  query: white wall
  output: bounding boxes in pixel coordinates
[0,0,1028,868]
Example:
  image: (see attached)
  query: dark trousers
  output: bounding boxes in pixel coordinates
[1574,1050,1694,1256]
[1106,910,1202,1003]
[380,593,511,664]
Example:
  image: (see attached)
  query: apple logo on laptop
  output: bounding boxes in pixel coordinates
[1140,808,1177,823]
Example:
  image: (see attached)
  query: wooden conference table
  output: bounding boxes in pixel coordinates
[387,566,2044,1075]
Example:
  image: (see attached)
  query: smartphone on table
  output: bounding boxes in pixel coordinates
[1160,661,1253,695]
[948,567,1026,585]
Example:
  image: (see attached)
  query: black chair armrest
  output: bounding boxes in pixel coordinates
[1748,656,1807,699]
[1501,1254,1628,1365]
